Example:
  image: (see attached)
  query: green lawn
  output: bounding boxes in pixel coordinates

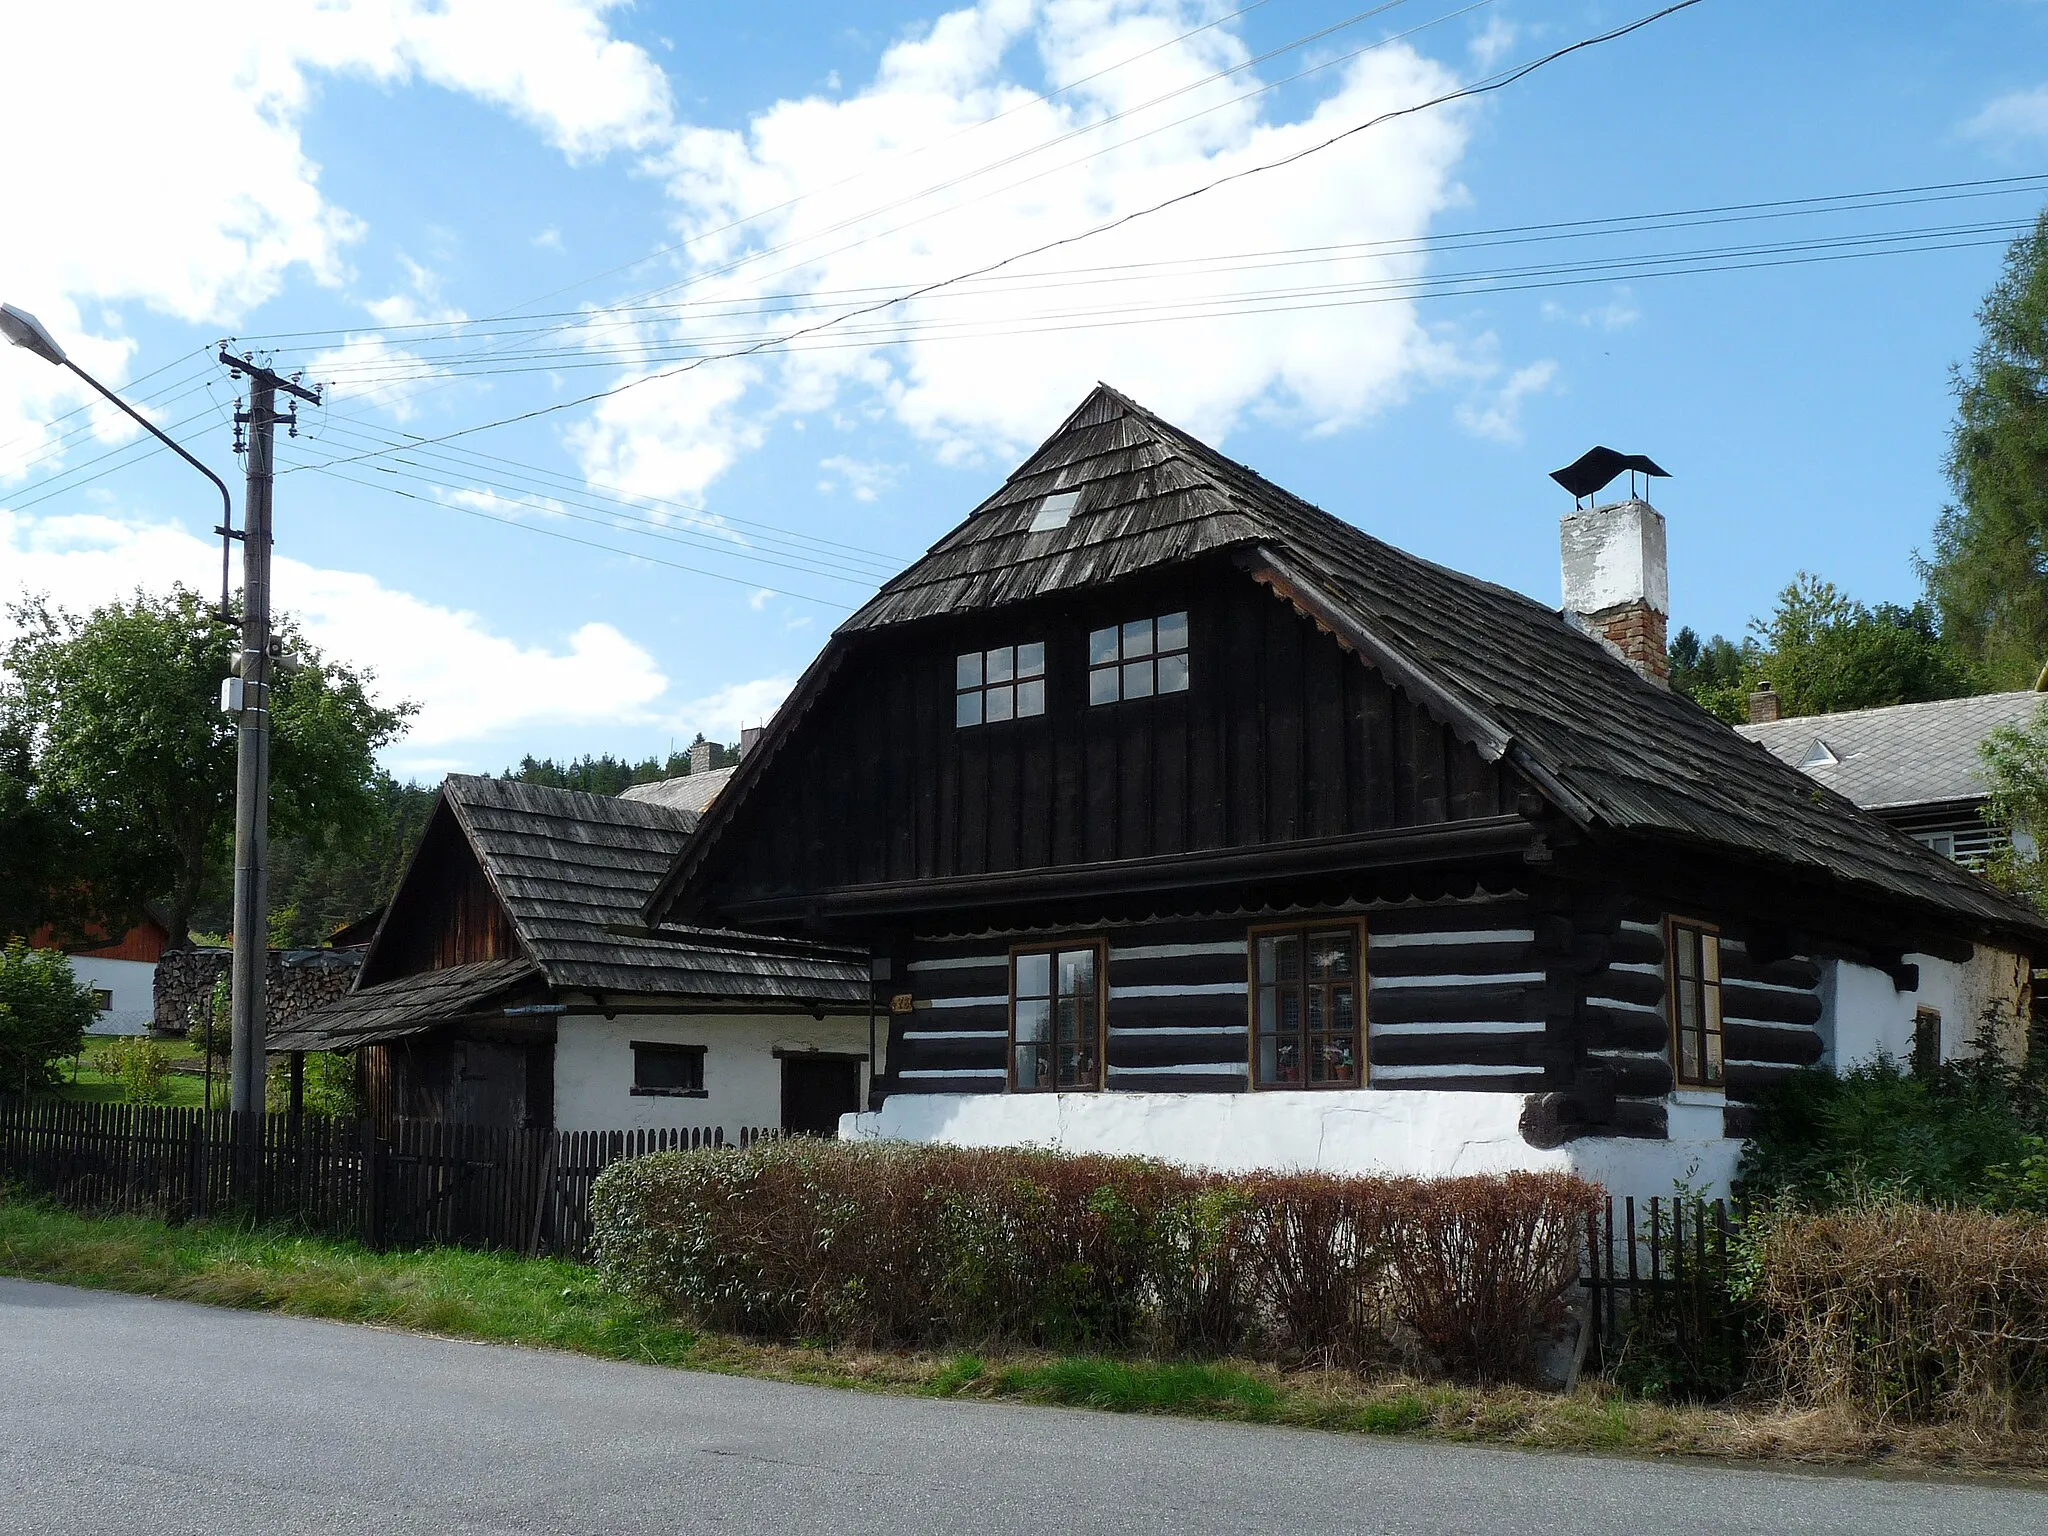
[52,1036,214,1108]
[1,1198,2041,1476]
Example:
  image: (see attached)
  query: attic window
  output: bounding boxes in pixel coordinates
[1089,611,1189,705]
[1799,739,1839,769]
[1029,490,1080,533]
[957,643,1047,727]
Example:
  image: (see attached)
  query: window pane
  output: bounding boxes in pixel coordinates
[1704,1022,1724,1082]
[1017,678,1046,717]
[955,690,982,728]
[1089,626,1120,666]
[1309,933,1353,979]
[1156,611,1189,654]
[1017,641,1045,679]
[1257,985,1281,1034]
[634,1045,702,1093]
[1016,1041,1051,1090]
[1157,653,1190,693]
[1678,983,1699,1037]
[1056,997,1079,1048]
[1089,665,1120,706]
[1331,985,1356,1033]
[985,684,1015,722]
[1678,1024,1701,1084]
[1701,933,1720,984]
[1329,1034,1358,1084]
[1257,1034,1280,1085]
[1273,935,1301,983]
[1123,618,1154,658]
[1123,659,1154,698]
[1015,952,1051,998]
[1059,948,1095,995]
[1256,937,1280,985]
[1675,927,1697,980]
[956,652,982,689]
[986,646,1015,684]
[1015,998,1051,1046]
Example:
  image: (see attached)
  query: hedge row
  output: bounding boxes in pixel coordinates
[1752,1200,2048,1428]
[589,1140,1600,1382]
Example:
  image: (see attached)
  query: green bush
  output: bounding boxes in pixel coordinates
[87,1036,172,1106]
[590,1140,1599,1382]
[0,941,98,1094]
[1736,1030,2048,1212]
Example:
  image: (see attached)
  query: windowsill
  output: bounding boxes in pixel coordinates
[629,1087,708,1099]
[1669,1087,1726,1106]
[1253,1081,1366,1091]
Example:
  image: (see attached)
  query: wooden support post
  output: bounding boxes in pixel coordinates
[288,1051,305,1121]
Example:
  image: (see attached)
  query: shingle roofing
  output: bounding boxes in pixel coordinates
[268,958,539,1052]
[437,775,868,1003]
[618,765,735,816]
[1734,691,2043,813]
[655,383,2047,947]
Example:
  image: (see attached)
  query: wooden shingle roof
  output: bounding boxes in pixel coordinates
[438,775,868,1003]
[651,383,2047,947]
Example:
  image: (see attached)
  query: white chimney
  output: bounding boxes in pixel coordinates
[1561,498,1669,685]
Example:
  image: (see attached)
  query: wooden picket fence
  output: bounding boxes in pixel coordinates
[0,1098,780,1258]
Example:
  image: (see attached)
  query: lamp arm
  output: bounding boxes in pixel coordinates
[63,358,239,621]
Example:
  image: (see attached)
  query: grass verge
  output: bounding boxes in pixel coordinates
[2,1198,2042,1477]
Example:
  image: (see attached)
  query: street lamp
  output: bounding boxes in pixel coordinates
[1,303,234,546]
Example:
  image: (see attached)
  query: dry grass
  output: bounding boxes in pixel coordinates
[4,1197,2044,1479]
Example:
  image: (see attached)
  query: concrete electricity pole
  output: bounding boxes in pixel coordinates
[218,350,320,1124]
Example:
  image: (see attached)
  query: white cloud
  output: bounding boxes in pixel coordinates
[818,455,899,501]
[534,226,566,252]
[305,333,452,423]
[600,0,1478,486]
[749,587,775,610]
[1455,358,1556,443]
[0,505,670,770]
[1964,84,2048,144]
[1540,289,1639,332]
[680,673,797,742]
[0,1,670,473]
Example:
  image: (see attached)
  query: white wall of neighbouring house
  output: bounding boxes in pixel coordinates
[72,956,155,1036]
[842,1090,1743,1201]
[553,1012,874,1134]
[1822,944,2031,1069]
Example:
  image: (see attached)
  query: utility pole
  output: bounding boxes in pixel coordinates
[218,350,320,1128]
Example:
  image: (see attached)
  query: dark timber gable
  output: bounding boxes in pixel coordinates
[359,801,525,986]
[691,560,1513,919]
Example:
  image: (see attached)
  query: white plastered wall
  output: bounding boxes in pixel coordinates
[1822,944,2031,1069]
[73,956,155,1036]
[844,1089,1741,1201]
[553,1012,873,1133]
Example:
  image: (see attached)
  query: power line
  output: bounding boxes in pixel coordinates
[286,0,1709,477]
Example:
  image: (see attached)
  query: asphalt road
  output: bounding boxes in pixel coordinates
[1,1279,2043,1535]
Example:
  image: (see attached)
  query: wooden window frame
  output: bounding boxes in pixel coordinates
[955,641,1047,729]
[630,1040,708,1098]
[1087,610,1191,706]
[1664,917,1724,1090]
[1247,919,1367,1090]
[1006,939,1107,1094]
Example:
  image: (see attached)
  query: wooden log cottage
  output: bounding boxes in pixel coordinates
[272,775,873,1137]
[622,384,2045,1195]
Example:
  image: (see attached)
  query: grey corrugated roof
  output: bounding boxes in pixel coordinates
[441,776,867,1003]
[655,383,2048,947]
[268,959,540,1052]
[618,765,735,816]
[1733,692,2042,812]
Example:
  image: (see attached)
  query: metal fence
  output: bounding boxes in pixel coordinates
[0,1098,779,1258]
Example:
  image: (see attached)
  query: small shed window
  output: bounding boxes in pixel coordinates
[1088,611,1189,705]
[1666,920,1723,1088]
[956,643,1047,727]
[1252,923,1362,1088]
[91,989,114,1012]
[1912,1007,1942,1079]
[631,1041,706,1097]
[1010,942,1102,1092]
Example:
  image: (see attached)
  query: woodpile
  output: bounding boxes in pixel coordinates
[153,947,361,1036]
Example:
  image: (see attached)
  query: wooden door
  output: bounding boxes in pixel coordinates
[780,1056,862,1137]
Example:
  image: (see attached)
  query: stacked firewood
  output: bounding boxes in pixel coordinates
[153,948,361,1035]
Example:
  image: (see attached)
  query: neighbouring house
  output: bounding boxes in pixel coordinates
[28,905,177,1036]
[630,384,2046,1197]
[272,775,873,1135]
[1734,689,2046,866]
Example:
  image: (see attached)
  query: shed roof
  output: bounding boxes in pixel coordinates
[650,383,2048,947]
[268,958,540,1052]
[1733,691,2043,813]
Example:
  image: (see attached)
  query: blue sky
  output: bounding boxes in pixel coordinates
[4,0,2046,780]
